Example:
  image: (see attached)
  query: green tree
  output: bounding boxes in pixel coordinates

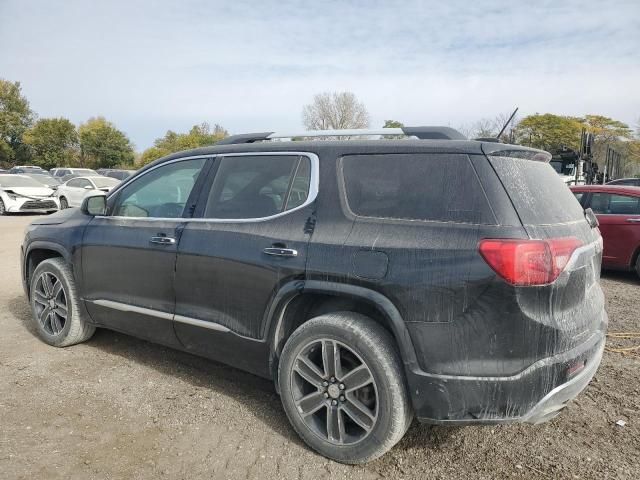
[582,115,632,142]
[139,122,228,165]
[78,117,135,168]
[514,114,583,151]
[382,120,405,139]
[0,79,35,166]
[23,117,78,170]
[383,119,404,128]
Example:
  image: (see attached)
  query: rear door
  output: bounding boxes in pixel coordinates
[173,152,317,374]
[585,191,640,267]
[80,157,210,346]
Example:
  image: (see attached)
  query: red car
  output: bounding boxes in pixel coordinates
[570,185,640,277]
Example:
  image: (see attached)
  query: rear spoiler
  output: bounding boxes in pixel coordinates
[481,143,552,163]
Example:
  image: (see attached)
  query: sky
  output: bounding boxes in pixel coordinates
[1,0,639,150]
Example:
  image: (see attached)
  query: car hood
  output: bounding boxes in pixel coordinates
[29,207,80,225]
[2,186,55,197]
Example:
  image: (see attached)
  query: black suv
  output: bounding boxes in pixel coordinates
[21,127,606,463]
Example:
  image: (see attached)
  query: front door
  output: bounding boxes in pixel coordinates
[588,191,640,267]
[173,152,317,375]
[80,157,210,346]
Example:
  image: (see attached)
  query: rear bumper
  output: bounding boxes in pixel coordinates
[407,323,606,424]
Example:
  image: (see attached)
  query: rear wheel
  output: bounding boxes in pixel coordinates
[635,253,640,278]
[278,312,412,464]
[59,197,68,209]
[29,258,95,347]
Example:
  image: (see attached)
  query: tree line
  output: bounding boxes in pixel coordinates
[0,80,135,170]
[2,78,638,176]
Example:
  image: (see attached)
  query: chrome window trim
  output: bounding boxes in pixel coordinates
[99,151,319,224]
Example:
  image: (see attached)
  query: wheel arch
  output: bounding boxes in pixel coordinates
[24,242,70,296]
[265,280,419,384]
[630,244,640,271]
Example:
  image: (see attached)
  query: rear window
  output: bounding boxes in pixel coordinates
[341,154,494,224]
[92,177,120,188]
[489,156,584,225]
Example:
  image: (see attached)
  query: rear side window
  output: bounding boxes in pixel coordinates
[489,157,585,225]
[203,155,311,219]
[341,153,494,224]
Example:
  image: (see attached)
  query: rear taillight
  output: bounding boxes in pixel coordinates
[478,237,582,286]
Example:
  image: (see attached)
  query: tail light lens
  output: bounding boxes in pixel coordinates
[478,237,582,286]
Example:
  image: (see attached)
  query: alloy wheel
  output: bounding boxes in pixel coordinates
[32,272,68,336]
[290,338,378,446]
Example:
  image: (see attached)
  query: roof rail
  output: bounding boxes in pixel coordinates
[216,126,467,145]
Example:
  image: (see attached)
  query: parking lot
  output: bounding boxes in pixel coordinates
[1,214,638,480]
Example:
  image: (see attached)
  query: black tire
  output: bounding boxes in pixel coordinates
[29,258,95,347]
[635,254,640,279]
[59,197,68,209]
[278,312,412,464]
[0,198,6,215]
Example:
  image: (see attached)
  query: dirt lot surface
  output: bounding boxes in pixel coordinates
[1,214,638,479]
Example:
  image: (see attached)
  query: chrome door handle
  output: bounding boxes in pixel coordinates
[149,236,176,245]
[626,218,640,223]
[263,247,298,257]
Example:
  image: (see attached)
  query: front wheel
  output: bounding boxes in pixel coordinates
[0,198,6,215]
[29,258,95,347]
[59,197,68,209]
[635,254,640,279]
[278,312,412,464]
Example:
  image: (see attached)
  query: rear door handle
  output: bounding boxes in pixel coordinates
[263,247,298,257]
[626,218,640,223]
[150,236,176,245]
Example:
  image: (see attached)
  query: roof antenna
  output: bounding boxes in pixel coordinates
[496,107,519,141]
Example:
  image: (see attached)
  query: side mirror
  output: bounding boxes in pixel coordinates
[81,194,107,216]
[84,185,93,190]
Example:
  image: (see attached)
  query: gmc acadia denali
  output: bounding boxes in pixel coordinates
[21,126,606,463]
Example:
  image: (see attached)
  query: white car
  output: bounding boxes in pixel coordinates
[0,174,60,215]
[56,175,121,208]
[50,167,98,178]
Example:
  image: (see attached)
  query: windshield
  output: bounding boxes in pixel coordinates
[26,175,59,185]
[0,175,47,188]
[91,177,120,188]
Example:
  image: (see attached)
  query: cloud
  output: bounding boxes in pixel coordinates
[1,0,638,149]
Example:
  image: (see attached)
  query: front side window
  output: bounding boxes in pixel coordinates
[112,158,206,218]
[203,155,311,219]
[590,193,640,215]
[341,153,494,224]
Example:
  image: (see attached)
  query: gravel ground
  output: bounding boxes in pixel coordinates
[1,215,638,479]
